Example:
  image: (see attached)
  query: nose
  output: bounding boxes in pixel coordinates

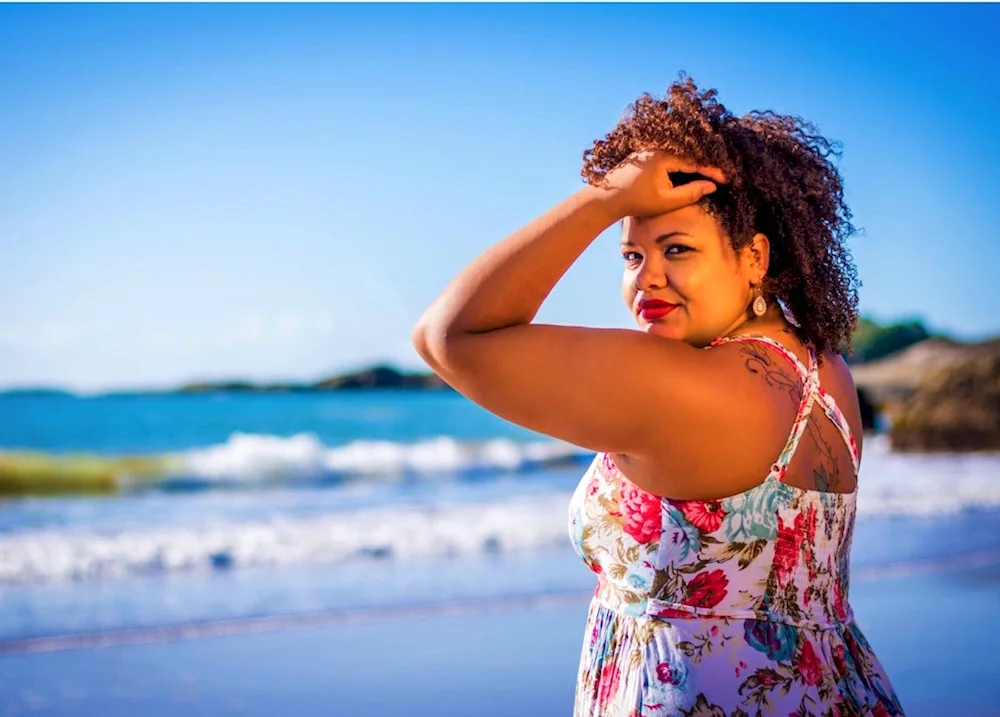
[633,259,666,293]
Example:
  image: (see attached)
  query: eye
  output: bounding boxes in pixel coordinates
[665,244,693,256]
[621,251,642,263]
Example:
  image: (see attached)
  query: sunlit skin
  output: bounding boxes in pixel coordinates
[413,151,863,500]
[620,205,775,347]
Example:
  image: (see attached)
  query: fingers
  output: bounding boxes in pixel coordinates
[670,180,717,210]
[696,167,727,185]
[659,155,728,185]
[671,160,727,185]
[635,181,716,218]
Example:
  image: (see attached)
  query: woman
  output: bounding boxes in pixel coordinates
[412,77,903,716]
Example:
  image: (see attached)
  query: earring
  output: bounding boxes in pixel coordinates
[752,287,767,317]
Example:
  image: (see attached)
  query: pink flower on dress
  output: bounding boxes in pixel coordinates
[597,663,621,709]
[655,662,682,685]
[832,577,847,620]
[674,500,727,533]
[620,481,662,544]
[798,639,823,686]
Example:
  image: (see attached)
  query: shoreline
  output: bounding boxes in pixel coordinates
[4,545,999,656]
[2,559,998,717]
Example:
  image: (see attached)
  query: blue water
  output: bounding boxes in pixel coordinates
[2,391,999,648]
[0,390,536,453]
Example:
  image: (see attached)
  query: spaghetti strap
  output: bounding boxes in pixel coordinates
[815,387,861,475]
[708,333,860,478]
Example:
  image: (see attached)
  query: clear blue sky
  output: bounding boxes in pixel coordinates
[1,3,997,393]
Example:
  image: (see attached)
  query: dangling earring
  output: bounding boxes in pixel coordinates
[752,287,767,317]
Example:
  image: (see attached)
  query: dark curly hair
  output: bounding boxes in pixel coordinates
[581,75,860,357]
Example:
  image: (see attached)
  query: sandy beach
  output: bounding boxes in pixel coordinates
[2,555,999,717]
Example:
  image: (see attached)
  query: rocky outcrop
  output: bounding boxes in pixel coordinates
[850,337,988,406]
[175,364,450,393]
[314,365,449,390]
[887,342,1000,452]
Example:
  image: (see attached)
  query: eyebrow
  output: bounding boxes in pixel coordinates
[619,231,693,247]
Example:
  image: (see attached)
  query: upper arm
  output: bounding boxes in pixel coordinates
[413,323,776,467]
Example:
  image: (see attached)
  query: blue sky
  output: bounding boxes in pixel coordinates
[1,3,997,393]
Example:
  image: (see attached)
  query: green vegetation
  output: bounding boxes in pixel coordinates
[848,316,936,364]
[0,451,172,496]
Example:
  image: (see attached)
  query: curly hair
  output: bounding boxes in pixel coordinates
[581,74,860,357]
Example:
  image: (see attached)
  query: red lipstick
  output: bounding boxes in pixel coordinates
[638,298,678,321]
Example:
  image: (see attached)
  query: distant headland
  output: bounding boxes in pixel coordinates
[173,364,452,394]
[3,318,998,453]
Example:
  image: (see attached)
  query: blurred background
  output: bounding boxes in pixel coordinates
[1,4,998,716]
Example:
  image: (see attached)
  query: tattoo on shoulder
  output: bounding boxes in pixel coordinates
[813,463,832,492]
[805,420,842,492]
[739,343,802,405]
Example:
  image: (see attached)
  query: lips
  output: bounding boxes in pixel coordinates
[638,299,678,321]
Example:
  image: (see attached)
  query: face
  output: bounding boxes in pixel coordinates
[620,204,765,347]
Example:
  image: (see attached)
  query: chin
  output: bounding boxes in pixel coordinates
[641,322,686,341]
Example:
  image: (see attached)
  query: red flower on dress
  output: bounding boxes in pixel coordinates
[684,569,729,609]
[832,644,848,676]
[620,481,662,544]
[597,663,621,709]
[675,500,727,533]
[756,669,780,687]
[872,705,890,717]
[774,512,805,587]
[798,639,823,686]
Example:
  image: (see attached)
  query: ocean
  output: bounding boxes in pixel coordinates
[1,391,999,714]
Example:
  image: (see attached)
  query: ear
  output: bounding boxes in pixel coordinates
[745,233,770,284]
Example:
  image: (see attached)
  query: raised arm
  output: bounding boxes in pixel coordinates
[410,153,771,489]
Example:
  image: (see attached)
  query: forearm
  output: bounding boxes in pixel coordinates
[414,185,621,348]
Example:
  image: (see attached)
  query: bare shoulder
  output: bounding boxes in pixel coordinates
[614,338,807,501]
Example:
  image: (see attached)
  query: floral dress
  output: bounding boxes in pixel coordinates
[567,335,903,717]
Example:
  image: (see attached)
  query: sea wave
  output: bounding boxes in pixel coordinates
[3,435,1000,585]
[855,434,1000,516]
[0,495,572,585]
[161,433,591,486]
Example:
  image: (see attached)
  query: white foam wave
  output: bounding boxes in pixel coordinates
[0,495,571,585]
[4,435,999,586]
[856,435,1000,516]
[170,433,586,483]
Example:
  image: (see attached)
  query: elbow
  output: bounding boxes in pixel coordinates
[412,314,473,379]
[411,313,450,370]
[411,317,435,366]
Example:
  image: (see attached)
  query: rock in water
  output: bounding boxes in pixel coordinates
[889,344,1000,452]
